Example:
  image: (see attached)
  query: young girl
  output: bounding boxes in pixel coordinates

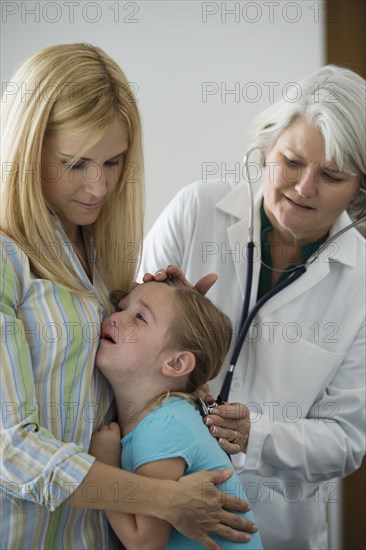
[90,280,263,549]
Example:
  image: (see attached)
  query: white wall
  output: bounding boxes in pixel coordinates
[1,0,324,232]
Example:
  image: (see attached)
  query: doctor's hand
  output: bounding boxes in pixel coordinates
[203,395,251,454]
[142,264,218,295]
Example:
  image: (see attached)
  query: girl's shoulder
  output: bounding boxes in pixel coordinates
[126,397,203,442]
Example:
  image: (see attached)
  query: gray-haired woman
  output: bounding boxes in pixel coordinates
[140,64,366,550]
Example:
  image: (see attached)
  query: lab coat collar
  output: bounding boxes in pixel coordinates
[215,179,255,219]
[216,184,263,304]
[326,210,359,268]
[215,182,359,268]
[214,183,360,314]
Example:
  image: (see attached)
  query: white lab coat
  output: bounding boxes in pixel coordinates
[139,179,366,550]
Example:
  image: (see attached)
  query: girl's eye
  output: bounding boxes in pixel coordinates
[105,160,120,167]
[115,306,123,312]
[136,313,147,323]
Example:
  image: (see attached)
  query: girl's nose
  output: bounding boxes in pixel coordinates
[109,309,129,326]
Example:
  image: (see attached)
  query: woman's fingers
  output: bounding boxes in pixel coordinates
[108,422,121,434]
[208,402,249,421]
[205,417,248,453]
[198,535,222,550]
[96,423,120,434]
[203,401,251,454]
[217,437,242,454]
[97,424,109,432]
[141,272,157,282]
[142,265,188,284]
[206,467,234,488]
[194,273,218,295]
[141,265,218,295]
[173,469,255,542]
[215,512,258,542]
[199,535,222,550]
[165,264,193,284]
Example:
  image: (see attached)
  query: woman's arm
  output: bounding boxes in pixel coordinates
[106,457,186,549]
[0,238,95,510]
[65,460,255,549]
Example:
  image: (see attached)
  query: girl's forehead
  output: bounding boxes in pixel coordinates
[124,282,175,309]
[133,281,170,296]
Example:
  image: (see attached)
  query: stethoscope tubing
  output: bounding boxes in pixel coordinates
[219,261,307,402]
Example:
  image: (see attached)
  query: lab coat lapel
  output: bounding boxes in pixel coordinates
[259,211,357,317]
[226,207,262,309]
[259,258,330,317]
[216,183,262,308]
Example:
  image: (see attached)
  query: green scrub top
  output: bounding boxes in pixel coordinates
[257,200,328,300]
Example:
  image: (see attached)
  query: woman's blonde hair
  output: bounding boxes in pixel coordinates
[1,43,144,294]
[249,65,366,219]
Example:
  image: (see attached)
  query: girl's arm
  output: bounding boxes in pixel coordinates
[88,424,182,547]
[65,459,255,550]
[87,423,257,549]
[106,457,186,550]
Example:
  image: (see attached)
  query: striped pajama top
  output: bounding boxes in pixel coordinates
[0,223,119,550]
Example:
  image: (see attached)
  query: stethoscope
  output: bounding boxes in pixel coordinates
[216,148,366,403]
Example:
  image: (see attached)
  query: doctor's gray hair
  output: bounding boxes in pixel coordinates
[250,65,366,219]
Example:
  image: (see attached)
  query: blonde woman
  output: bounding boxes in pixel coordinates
[90,280,263,550]
[0,43,255,550]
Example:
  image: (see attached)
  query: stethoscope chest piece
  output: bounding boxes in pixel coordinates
[196,396,224,418]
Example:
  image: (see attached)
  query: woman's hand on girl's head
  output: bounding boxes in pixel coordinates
[142,264,218,295]
[89,422,122,467]
[203,395,251,454]
[166,468,257,549]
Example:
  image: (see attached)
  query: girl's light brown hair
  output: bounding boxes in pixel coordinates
[111,280,232,408]
[1,43,144,295]
[163,279,232,393]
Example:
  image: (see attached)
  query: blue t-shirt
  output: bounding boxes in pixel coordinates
[121,397,263,549]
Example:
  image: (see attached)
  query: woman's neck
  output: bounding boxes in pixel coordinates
[65,225,92,281]
[267,229,302,265]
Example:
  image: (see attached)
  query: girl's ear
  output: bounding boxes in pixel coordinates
[161,351,196,378]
